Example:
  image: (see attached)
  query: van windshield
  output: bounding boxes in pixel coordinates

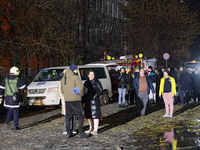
[33,69,65,82]
[79,68,107,80]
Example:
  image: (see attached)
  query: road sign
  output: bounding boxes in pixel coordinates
[163,53,170,60]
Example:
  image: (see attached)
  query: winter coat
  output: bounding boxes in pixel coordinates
[60,69,84,102]
[82,78,103,119]
[118,72,128,88]
[148,70,157,83]
[0,75,26,108]
[127,72,134,91]
[133,74,155,95]
[191,73,200,93]
[159,76,176,97]
[179,70,192,90]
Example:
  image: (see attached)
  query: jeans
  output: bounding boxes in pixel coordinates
[148,83,156,103]
[118,88,126,104]
[65,101,84,134]
[180,90,189,104]
[5,108,19,128]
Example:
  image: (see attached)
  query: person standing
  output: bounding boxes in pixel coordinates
[133,68,155,116]
[118,67,128,108]
[177,66,183,102]
[60,64,88,138]
[167,67,171,76]
[147,66,157,104]
[58,69,76,135]
[179,69,192,105]
[191,69,200,102]
[127,71,134,105]
[159,70,176,117]
[82,71,103,135]
[0,66,26,130]
[171,67,178,85]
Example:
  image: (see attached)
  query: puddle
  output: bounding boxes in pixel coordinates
[159,127,200,149]
[130,121,200,150]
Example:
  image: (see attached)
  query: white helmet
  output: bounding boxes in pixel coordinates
[10,66,20,75]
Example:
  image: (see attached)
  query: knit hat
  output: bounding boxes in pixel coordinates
[69,64,78,71]
[148,66,153,70]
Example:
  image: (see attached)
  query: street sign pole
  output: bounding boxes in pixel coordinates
[163,53,170,69]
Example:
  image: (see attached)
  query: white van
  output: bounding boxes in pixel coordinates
[24,64,114,106]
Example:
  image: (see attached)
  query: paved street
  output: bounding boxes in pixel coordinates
[1,102,200,150]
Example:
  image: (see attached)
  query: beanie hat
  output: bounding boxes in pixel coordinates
[148,66,153,70]
[69,64,78,71]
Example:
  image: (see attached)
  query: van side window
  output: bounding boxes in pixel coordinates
[79,68,107,80]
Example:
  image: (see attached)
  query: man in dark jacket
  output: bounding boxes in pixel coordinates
[179,69,192,105]
[147,66,157,104]
[0,66,26,130]
[191,69,200,102]
[133,68,155,116]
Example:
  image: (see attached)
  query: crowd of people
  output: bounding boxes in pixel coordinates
[118,65,200,118]
[0,64,199,139]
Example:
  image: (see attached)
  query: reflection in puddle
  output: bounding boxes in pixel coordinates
[160,127,200,150]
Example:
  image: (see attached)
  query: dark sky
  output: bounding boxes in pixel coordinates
[184,0,200,61]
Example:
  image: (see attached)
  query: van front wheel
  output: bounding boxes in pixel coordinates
[100,91,109,106]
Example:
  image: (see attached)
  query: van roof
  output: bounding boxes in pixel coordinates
[85,62,118,66]
[41,66,68,70]
[40,63,117,71]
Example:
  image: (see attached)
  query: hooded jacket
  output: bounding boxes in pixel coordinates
[148,70,157,83]
[60,69,84,102]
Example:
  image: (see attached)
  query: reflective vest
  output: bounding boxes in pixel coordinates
[5,77,19,96]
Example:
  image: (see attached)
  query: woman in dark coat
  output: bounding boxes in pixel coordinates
[82,71,103,135]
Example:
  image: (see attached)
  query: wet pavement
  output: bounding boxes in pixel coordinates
[1,101,200,149]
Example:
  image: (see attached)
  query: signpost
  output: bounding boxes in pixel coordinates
[163,53,170,69]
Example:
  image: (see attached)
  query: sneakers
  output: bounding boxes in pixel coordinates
[63,131,67,135]
[163,113,170,117]
[85,129,93,134]
[90,131,98,135]
[163,113,173,117]
[78,133,89,138]
[63,131,77,135]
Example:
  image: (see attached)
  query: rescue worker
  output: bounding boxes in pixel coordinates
[0,66,26,130]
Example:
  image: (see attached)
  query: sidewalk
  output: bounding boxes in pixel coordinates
[0,102,200,149]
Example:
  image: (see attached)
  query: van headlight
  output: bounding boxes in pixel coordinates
[47,87,58,93]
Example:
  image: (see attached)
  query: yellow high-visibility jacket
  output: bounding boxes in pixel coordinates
[159,76,176,96]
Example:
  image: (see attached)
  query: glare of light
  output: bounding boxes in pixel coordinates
[192,60,196,63]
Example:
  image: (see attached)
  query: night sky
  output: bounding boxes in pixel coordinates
[184,0,200,61]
